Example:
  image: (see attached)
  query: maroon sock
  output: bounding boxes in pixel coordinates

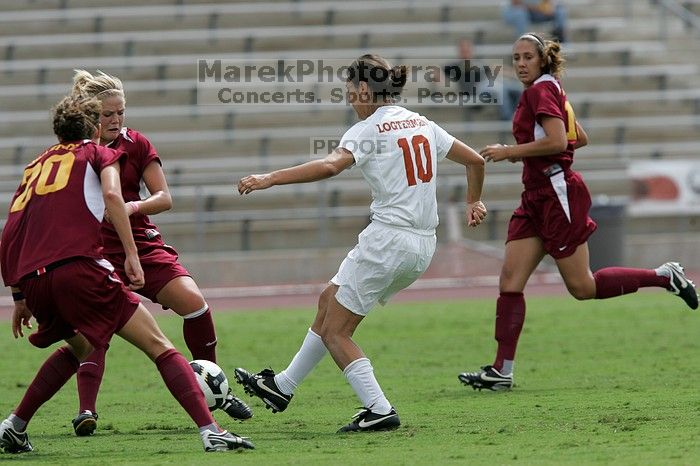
[155,348,215,428]
[76,346,107,414]
[593,267,669,299]
[15,347,80,424]
[493,292,526,372]
[183,308,217,363]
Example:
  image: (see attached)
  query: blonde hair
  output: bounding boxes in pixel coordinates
[517,33,566,79]
[72,69,125,101]
[52,95,102,142]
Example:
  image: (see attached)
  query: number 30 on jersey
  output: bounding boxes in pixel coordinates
[10,152,76,212]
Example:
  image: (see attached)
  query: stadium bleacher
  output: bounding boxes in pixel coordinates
[1,0,699,279]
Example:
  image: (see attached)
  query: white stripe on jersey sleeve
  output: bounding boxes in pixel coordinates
[83,163,105,222]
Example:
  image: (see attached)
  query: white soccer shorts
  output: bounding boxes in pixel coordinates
[331,221,436,316]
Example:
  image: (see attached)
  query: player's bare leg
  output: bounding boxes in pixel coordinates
[459,237,544,390]
[318,294,364,369]
[499,237,547,294]
[556,242,596,299]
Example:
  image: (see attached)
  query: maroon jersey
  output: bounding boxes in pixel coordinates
[512,74,578,190]
[100,127,164,254]
[1,141,124,286]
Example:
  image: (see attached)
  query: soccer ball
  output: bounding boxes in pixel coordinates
[190,359,229,411]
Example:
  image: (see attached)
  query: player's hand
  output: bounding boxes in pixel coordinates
[124,253,145,291]
[104,203,137,224]
[508,157,522,163]
[238,174,273,195]
[467,200,487,227]
[12,300,32,338]
[480,144,512,163]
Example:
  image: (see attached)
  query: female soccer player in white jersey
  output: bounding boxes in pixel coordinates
[234,54,487,432]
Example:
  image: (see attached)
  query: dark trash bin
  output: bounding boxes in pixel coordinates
[588,196,627,272]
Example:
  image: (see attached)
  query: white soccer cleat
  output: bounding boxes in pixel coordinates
[658,262,698,310]
[0,419,33,454]
[458,365,513,391]
[201,429,254,452]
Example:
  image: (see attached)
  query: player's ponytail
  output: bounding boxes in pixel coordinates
[543,40,565,78]
[71,69,125,102]
[346,54,406,103]
[52,95,102,142]
[517,33,566,79]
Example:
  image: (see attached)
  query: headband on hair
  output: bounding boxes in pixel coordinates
[95,88,123,97]
[518,33,545,47]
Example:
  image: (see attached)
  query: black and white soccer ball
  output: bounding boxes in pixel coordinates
[190,359,229,411]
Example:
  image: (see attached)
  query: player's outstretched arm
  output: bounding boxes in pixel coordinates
[238,148,355,195]
[446,140,486,227]
[101,162,144,290]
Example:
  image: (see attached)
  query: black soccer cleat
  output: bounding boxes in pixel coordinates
[458,365,513,391]
[72,410,98,437]
[659,262,698,310]
[337,407,401,433]
[220,390,253,420]
[0,419,33,454]
[201,429,254,452]
[234,367,292,413]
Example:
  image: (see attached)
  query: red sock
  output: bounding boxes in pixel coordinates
[183,308,217,363]
[155,348,215,428]
[493,292,526,372]
[76,346,107,414]
[593,267,669,299]
[15,347,80,424]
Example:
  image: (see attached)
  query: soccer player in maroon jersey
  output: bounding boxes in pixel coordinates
[67,70,251,434]
[0,95,253,453]
[458,33,698,391]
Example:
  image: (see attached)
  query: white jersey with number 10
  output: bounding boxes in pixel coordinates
[339,105,455,232]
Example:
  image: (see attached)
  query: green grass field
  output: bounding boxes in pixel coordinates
[0,291,698,465]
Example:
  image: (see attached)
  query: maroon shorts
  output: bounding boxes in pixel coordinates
[507,170,598,259]
[20,258,140,349]
[103,244,190,304]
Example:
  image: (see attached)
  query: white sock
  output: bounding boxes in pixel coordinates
[501,360,514,376]
[8,414,27,432]
[274,329,327,396]
[198,423,221,434]
[343,357,392,415]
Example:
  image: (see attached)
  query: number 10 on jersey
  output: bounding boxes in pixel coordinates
[398,135,433,186]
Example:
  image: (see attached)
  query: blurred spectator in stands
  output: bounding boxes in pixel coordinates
[502,1,568,42]
[443,38,521,121]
